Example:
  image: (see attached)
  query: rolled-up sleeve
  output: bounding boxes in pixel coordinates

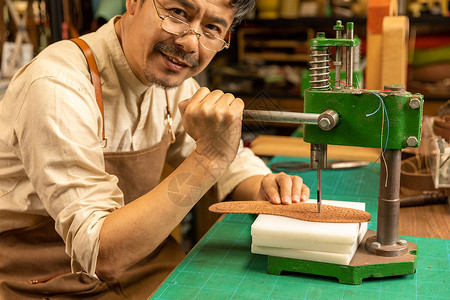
[13,75,123,276]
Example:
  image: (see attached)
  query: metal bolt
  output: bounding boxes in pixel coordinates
[333,20,344,31]
[406,136,419,147]
[398,239,408,246]
[409,98,421,109]
[319,118,331,130]
[317,110,339,131]
[371,241,381,249]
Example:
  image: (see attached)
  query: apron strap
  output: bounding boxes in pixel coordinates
[70,37,107,148]
[165,89,176,144]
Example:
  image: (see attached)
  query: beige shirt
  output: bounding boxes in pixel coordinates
[0,18,270,276]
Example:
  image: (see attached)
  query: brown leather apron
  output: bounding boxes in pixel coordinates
[0,40,184,299]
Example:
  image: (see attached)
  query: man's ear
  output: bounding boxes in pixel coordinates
[126,0,140,15]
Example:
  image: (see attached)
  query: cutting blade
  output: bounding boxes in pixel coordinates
[317,169,322,213]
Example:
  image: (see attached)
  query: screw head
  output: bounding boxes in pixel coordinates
[409,98,421,109]
[334,20,344,31]
[407,136,419,147]
[398,239,408,246]
[319,118,331,130]
[371,241,381,249]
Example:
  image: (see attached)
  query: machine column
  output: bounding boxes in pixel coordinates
[377,149,401,245]
[365,149,409,256]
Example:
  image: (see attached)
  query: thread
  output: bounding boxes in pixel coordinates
[365,91,390,186]
[330,79,349,89]
[380,99,389,187]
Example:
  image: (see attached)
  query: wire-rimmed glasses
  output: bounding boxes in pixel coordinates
[152,0,230,52]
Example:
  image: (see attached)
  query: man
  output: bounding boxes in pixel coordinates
[0,0,310,298]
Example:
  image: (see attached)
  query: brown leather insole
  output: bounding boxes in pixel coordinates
[209,201,371,223]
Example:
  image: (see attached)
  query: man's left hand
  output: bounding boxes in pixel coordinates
[256,172,310,204]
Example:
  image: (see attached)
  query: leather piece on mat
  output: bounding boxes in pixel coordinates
[209,201,371,223]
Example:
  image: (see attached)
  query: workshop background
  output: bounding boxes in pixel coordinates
[0,0,449,251]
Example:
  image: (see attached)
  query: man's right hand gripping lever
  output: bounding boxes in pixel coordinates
[179,87,244,179]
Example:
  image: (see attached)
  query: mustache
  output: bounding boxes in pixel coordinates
[154,41,200,69]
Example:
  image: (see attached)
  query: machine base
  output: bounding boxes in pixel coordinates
[267,230,417,285]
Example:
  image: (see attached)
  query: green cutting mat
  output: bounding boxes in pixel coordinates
[151,157,450,299]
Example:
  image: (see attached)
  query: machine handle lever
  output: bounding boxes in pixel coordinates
[243,110,339,131]
[243,110,320,125]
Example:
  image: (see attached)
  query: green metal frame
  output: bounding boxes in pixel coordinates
[268,248,418,285]
[309,23,359,48]
[303,90,423,149]
[310,36,359,47]
[283,20,422,285]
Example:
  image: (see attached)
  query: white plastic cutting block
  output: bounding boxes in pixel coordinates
[251,200,368,265]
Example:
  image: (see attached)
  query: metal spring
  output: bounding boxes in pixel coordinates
[309,46,331,90]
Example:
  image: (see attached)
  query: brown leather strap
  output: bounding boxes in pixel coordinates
[164,89,176,144]
[70,37,107,147]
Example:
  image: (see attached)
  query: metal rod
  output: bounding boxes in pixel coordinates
[346,23,354,89]
[243,110,320,125]
[376,149,402,246]
[310,144,327,213]
[334,24,342,89]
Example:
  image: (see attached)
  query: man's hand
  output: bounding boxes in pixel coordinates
[256,172,310,204]
[178,87,244,166]
[232,173,310,204]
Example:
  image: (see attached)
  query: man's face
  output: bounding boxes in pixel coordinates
[122,0,235,88]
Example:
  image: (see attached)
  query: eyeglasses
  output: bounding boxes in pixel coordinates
[152,0,230,52]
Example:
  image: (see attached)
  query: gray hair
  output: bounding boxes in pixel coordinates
[142,0,256,30]
[229,0,256,30]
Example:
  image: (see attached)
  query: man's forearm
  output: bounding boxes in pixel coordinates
[96,150,228,281]
[230,175,264,201]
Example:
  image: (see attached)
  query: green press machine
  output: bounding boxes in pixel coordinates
[243,20,422,284]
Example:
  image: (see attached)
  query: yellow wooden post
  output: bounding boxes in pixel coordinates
[366,0,397,90]
[381,16,409,88]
